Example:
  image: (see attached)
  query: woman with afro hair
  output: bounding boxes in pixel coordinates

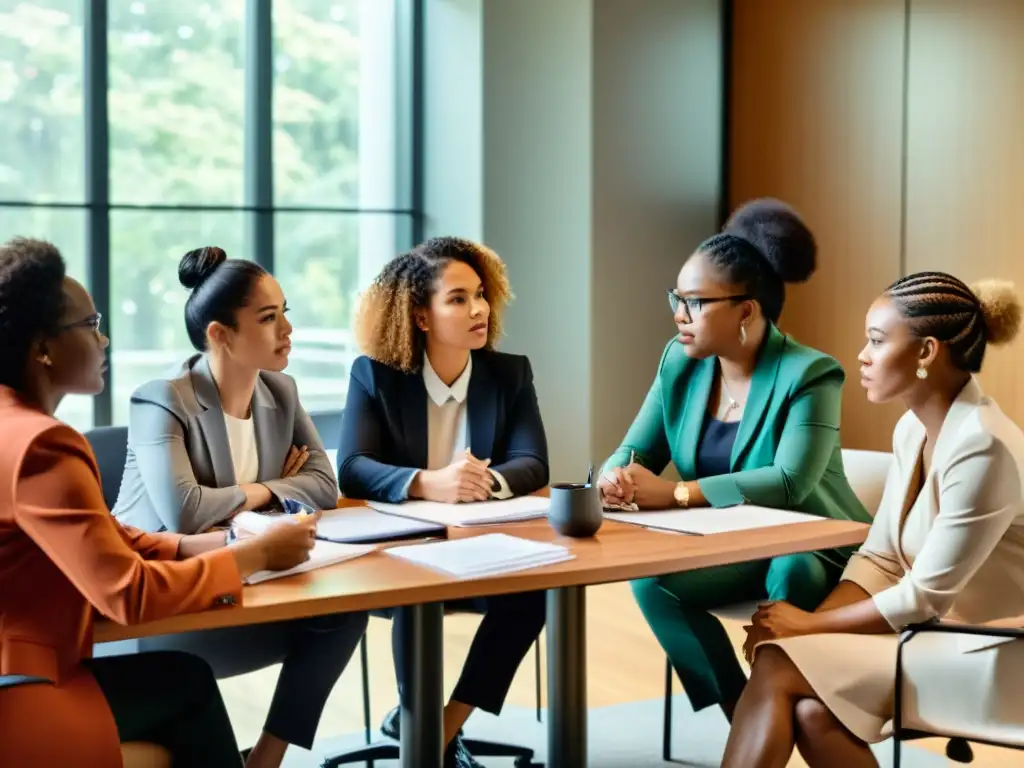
[598,199,872,729]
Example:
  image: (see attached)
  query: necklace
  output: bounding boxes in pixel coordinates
[721,377,743,418]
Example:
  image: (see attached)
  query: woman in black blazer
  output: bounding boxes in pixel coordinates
[338,236,549,768]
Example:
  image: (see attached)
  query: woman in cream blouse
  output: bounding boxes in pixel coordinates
[721,271,1024,767]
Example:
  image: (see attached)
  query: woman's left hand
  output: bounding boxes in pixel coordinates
[622,462,675,508]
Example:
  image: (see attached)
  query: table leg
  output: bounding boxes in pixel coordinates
[546,586,587,767]
[398,602,444,768]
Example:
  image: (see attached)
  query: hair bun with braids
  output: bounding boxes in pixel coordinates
[972,279,1023,347]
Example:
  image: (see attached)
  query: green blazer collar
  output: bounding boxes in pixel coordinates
[677,324,787,478]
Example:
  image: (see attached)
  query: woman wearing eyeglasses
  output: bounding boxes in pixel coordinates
[598,199,871,731]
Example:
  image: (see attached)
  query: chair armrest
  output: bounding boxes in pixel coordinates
[902,618,1024,642]
[0,675,55,690]
[894,618,1024,739]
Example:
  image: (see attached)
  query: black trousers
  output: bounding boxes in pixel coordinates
[135,611,369,748]
[391,591,547,715]
[85,650,242,767]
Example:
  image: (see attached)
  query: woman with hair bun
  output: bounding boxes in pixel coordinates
[599,199,872,725]
[112,247,368,768]
[722,273,1024,767]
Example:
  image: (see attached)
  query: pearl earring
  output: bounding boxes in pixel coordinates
[38,354,52,367]
[916,366,928,380]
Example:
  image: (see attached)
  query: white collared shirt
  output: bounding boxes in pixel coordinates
[402,354,512,499]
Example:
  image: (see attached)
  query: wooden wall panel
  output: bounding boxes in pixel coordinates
[905,0,1024,423]
[729,0,906,450]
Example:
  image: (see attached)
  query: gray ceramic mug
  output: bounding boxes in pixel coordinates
[548,483,604,537]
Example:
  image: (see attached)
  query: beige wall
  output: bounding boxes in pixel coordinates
[424,0,724,480]
[904,0,1024,421]
[731,0,1024,449]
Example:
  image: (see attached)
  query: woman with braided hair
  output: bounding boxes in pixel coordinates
[722,272,1024,767]
[337,236,548,768]
[598,198,871,725]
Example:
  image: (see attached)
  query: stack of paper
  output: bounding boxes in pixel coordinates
[369,496,550,527]
[243,540,375,585]
[385,533,573,578]
[605,505,822,535]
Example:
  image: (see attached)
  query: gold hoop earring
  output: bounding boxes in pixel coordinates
[739,325,748,346]
[916,365,928,380]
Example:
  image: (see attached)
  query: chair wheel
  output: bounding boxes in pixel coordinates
[946,738,974,763]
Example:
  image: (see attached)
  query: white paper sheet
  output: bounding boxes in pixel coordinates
[605,505,822,535]
[385,533,573,578]
[243,540,375,585]
[368,496,550,527]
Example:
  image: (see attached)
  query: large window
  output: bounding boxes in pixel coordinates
[0,0,419,430]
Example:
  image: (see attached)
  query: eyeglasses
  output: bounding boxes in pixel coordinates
[58,313,103,334]
[667,291,752,323]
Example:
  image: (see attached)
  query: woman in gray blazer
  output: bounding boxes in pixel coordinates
[112,246,367,768]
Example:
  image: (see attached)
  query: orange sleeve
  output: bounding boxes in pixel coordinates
[119,524,184,561]
[14,425,243,625]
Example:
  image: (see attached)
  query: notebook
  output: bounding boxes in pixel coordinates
[368,496,550,527]
[385,533,573,579]
[233,508,443,544]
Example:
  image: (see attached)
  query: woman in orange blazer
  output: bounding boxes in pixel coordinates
[0,238,318,767]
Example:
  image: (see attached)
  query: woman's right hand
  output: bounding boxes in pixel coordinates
[230,514,319,575]
[599,466,636,505]
[281,445,310,478]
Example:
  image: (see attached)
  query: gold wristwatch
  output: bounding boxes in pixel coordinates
[673,481,690,508]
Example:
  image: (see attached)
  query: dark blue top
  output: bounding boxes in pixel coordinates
[695,415,741,479]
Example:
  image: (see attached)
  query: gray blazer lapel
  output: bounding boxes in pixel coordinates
[252,376,285,483]
[191,355,237,487]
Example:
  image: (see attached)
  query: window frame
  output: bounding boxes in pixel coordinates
[0,0,423,428]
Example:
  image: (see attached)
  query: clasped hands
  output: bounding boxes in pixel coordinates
[742,600,820,664]
[411,449,496,504]
[598,461,675,508]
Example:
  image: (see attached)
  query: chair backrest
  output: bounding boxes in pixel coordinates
[310,408,345,452]
[84,426,129,509]
[840,448,893,518]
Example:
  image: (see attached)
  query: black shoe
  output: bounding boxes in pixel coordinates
[445,735,485,768]
[380,706,401,740]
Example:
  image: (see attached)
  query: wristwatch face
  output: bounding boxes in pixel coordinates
[673,483,687,507]
[491,475,501,492]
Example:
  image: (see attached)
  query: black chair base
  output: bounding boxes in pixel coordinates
[321,738,540,768]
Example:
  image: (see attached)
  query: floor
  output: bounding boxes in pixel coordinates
[219,581,1021,766]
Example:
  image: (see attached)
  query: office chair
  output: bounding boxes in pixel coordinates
[84,425,129,509]
[890,620,1024,766]
[321,613,543,768]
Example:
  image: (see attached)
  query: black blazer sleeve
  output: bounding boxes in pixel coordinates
[336,357,418,502]
[489,356,549,495]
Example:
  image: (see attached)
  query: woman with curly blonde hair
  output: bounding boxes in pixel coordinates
[338,236,549,768]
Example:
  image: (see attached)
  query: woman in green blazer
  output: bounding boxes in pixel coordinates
[599,199,871,724]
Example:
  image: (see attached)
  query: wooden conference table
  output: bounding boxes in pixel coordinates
[96,504,868,768]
